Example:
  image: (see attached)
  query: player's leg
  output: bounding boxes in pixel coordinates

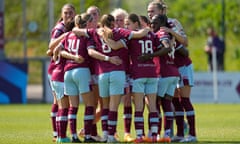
[145,78,159,142]
[133,92,145,143]
[48,75,58,141]
[146,93,159,142]
[81,90,98,142]
[91,74,102,126]
[91,84,104,141]
[68,95,80,142]
[179,86,197,142]
[147,96,162,140]
[101,97,110,142]
[122,86,134,142]
[178,64,197,142]
[52,80,70,143]
[107,71,125,143]
[98,73,110,142]
[171,88,185,142]
[51,94,58,141]
[64,69,81,143]
[78,79,103,141]
[56,96,70,143]
[158,77,178,143]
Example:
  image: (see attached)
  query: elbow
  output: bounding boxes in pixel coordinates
[46,49,53,56]
[48,42,54,51]
[88,49,95,57]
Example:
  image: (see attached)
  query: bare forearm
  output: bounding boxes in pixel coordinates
[132,27,150,38]
[48,33,66,51]
[88,49,108,61]
[72,27,88,37]
[60,51,84,63]
[153,47,171,57]
[105,39,125,50]
[171,31,188,46]
[60,51,75,60]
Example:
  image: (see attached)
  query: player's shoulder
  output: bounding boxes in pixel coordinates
[54,21,65,30]
[168,17,179,23]
[168,17,183,26]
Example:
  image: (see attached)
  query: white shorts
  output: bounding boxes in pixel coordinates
[132,77,158,94]
[64,68,91,96]
[52,81,64,100]
[48,74,54,91]
[98,71,126,98]
[177,64,194,88]
[157,76,180,97]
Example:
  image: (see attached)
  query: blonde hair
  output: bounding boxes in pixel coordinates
[74,13,92,28]
[110,8,128,19]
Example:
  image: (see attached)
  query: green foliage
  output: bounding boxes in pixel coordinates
[165,0,240,36]
[3,0,240,84]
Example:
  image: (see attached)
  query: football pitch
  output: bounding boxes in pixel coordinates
[0,103,239,144]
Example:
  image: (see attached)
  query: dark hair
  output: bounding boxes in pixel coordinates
[100,14,115,28]
[139,15,150,25]
[149,1,164,11]
[153,0,168,8]
[128,13,141,28]
[152,14,168,27]
[75,13,93,28]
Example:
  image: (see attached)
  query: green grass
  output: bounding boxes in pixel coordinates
[0,104,240,144]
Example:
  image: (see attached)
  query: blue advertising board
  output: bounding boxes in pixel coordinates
[0,61,28,104]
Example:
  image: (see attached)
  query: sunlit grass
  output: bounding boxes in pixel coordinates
[0,104,240,144]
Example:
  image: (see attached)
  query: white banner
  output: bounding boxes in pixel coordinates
[191,72,240,103]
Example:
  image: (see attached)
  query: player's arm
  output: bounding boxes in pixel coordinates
[52,44,62,62]
[138,40,171,62]
[52,43,84,63]
[151,40,171,57]
[104,38,126,50]
[88,48,122,65]
[176,46,189,57]
[72,27,88,37]
[171,29,188,46]
[48,33,68,53]
[60,51,84,63]
[130,27,151,39]
[46,49,53,56]
[161,26,188,47]
[138,46,170,62]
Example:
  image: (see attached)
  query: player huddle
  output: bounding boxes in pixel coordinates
[47,0,197,143]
